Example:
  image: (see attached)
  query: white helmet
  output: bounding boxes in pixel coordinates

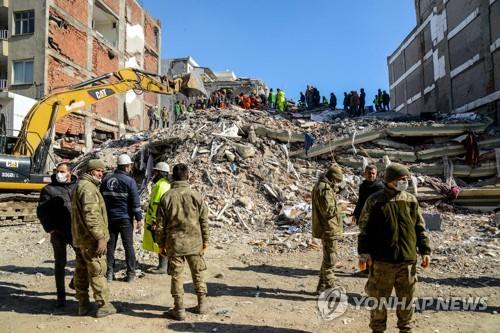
[117,154,133,165]
[153,162,170,173]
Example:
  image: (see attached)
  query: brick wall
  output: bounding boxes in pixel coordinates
[47,56,87,92]
[143,49,158,73]
[102,0,120,16]
[93,95,119,122]
[126,0,142,24]
[53,0,88,26]
[48,9,87,68]
[55,114,84,135]
[92,38,119,75]
[144,16,158,52]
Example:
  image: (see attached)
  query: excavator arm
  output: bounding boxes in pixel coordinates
[13,67,205,157]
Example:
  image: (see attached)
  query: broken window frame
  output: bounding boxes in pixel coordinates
[92,2,119,48]
[14,10,34,35]
[12,59,34,85]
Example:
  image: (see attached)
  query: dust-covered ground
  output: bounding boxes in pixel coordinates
[0,221,499,333]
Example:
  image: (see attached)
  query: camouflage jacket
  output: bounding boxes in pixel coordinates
[357,186,431,263]
[311,177,343,239]
[155,181,209,257]
[71,173,109,248]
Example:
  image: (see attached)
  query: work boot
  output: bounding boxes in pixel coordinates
[95,302,117,318]
[78,300,92,316]
[55,298,67,309]
[316,282,327,295]
[165,297,186,321]
[150,255,168,274]
[125,274,136,283]
[195,294,208,314]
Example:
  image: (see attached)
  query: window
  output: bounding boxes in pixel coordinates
[13,60,33,84]
[14,10,35,35]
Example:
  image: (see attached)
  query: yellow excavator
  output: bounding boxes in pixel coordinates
[0,67,205,191]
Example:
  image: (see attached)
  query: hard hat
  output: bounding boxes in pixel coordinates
[117,154,133,165]
[153,162,170,173]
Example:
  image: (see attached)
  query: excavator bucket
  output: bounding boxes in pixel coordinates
[179,72,207,97]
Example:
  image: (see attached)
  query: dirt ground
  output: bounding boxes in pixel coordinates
[0,222,499,333]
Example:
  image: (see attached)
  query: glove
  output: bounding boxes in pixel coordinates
[202,242,209,253]
[96,238,107,256]
[421,255,430,268]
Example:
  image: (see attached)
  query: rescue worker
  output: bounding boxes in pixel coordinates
[161,106,169,128]
[71,159,116,317]
[101,154,143,283]
[353,165,384,224]
[373,95,381,111]
[37,162,77,308]
[359,88,366,116]
[174,100,182,121]
[268,88,276,110]
[329,92,337,110]
[382,90,391,111]
[155,163,209,321]
[276,88,286,112]
[358,163,431,333]
[143,162,171,274]
[312,164,344,294]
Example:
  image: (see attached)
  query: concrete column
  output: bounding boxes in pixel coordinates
[84,115,93,152]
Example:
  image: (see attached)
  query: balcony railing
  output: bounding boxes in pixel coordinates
[0,30,7,40]
[0,79,7,90]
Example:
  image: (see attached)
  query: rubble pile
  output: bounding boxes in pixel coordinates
[69,106,500,262]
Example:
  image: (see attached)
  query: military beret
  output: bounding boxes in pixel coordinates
[384,163,410,183]
[325,164,344,182]
[87,159,106,171]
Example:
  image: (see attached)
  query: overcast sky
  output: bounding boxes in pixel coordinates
[141,0,416,103]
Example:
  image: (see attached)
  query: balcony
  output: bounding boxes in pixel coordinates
[0,79,7,90]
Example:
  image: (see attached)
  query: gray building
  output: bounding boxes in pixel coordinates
[388,0,500,121]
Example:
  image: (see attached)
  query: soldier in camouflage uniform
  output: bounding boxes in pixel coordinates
[155,163,209,321]
[358,163,431,333]
[71,159,117,318]
[311,164,344,294]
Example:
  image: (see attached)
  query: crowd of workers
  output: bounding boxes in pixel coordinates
[37,144,430,331]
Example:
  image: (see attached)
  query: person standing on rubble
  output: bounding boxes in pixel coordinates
[155,163,209,321]
[148,106,155,130]
[143,162,171,274]
[305,85,313,109]
[268,88,276,110]
[71,159,117,317]
[382,90,391,111]
[329,92,337,110]
[312,164,344,294]
[153,106,161,129]
[37,162,78,308]
[276,88,286,112]
[358,163,431,333]
[101,154,143,283]
[161,106,169,128]
[174,100,182,121]
[373,94,381,111]
[359,88,366,116]
[343,92,350,111]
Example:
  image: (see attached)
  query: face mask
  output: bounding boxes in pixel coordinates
[396,179,408,192]
[56,172,68,183]
[92,175,102,184]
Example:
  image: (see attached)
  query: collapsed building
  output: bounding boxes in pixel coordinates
[160,56,268,121]
[0,0,161,157]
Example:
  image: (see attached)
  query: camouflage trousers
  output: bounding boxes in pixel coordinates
[168,254,207,297]
[365,261,416,333]
[74,247,110,305]
[318,236,337,290]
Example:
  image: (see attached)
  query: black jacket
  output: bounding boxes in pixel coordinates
[353,180,384,220]
[37,174,78,243]
[101,169,143,223]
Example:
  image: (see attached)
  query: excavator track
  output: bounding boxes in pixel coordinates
[0,193,39,224]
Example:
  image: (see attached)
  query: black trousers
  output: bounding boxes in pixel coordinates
[107,219,136,276]
[50,231,71,301]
